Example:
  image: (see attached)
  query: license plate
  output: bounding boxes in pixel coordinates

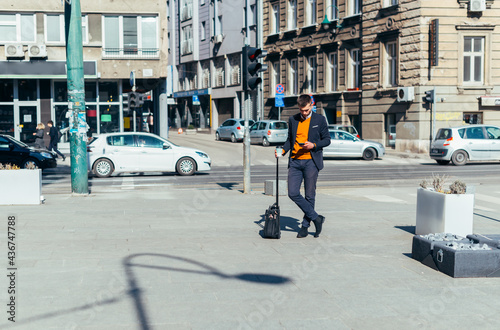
[431,149,439,153]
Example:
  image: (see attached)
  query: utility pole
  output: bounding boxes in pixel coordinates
[64,0,88,194]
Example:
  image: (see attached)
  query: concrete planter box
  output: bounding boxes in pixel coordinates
[415,187,474,237]
[0,169,42,205]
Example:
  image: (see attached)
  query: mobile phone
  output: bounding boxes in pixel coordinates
[298,142,305,146]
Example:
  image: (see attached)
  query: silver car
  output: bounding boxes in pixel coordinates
[328,124,360,138]
[250,120,288,146]
[430,124,500,165]
[324,129,385,160]
[215,118,255,143]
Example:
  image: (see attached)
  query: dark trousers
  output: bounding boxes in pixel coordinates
[48,142,64,159]
[287,158,319,227]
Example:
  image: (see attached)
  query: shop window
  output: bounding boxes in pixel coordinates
[0,80,13,102]
[98,81,118,103]
[18,80,37,101]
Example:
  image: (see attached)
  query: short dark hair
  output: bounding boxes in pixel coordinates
[297,94,312,108]
[47,120,54,125]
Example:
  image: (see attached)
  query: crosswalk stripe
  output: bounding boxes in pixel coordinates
[121,176,135,190]
[475,193,500,205]
[364,195,407,203]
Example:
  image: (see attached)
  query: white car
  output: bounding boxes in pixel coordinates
[87,132,211,177]
[324,129,385,160]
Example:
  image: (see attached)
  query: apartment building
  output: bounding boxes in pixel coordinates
[0,1,168,145]
[263,0,500,152]
[167,0,260,131]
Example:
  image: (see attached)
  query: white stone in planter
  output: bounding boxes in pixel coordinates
[0,169,42,205]
[415,187,474,237]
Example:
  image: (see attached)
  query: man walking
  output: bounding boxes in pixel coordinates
[276,94,331,238]
[46,120,65,161]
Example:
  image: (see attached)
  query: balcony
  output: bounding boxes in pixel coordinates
[102,48,160,59]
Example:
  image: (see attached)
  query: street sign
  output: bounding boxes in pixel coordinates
[309,94,317,113]
[130,71,135,88]
[192,95,200,105]
[276,84,284,95]
[275,94,284,107]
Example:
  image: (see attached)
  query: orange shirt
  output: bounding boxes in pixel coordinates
[291,117,312,159]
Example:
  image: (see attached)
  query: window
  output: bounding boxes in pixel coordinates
[181,0,193,21]
[463,113,482,125]
[0,13,35,42]
[328,53,338,92]
[201,21,206,41]
[463,36,484,85]
[103,15,158,57]
[137,135,164,148]
[272,4,280,34]
[249,5,257,27]
[214,57,225,87]
[288,0,297,30]
[383,0,398,7]
[181,25,193,55]
[465,126,485,139]
[229,54,241,86]
[348,0,362,16]
[107,135,135,147]
[213,15,223,36]
[45,14,88,44]
[201,61,211,88]
[289,58,298,95]
[326,0,338,20]
[306,0,317,26]
[307,56,317,93]
[486,126,500,139]
[385,41,397,87]
[349,49,360,89]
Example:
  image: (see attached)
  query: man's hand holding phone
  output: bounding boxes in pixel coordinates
[300,141,314,150]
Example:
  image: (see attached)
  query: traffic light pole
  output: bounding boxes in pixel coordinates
[65,0,88,194]
[243,92,251,194]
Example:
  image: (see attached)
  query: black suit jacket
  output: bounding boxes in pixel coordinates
[282,112,331,170]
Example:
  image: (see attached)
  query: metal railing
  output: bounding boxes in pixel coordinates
[102,48,160,59]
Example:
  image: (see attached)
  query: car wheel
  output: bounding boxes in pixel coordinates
[362,148,376,161]
[451,150,468,166]
[176,157,196,176]
[215,132,220,141]
[93,158,114,178]
[22,158,40,169]
[231,134,237,143]
[262,137,270,147]
[436,160,450,165]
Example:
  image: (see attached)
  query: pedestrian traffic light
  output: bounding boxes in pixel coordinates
[242,46,268,91]
[424,90,434,103]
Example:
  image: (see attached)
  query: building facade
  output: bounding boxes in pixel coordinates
[263,0,500,152]
[168,0,261,131]
[0,1,169,146]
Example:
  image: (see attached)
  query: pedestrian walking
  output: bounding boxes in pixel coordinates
[33,123,45,149]
[46,120,65,161]
[275,94,331,238]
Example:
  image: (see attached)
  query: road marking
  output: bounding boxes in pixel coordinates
[363,195,407,203]
[121,176,135,190]
[475,193,500,205]
[475,205,496,212]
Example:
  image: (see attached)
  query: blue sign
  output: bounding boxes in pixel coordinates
[309,94,316,112]
[276,84,284,94]
[192,95,200,105]
[275,94,284,107]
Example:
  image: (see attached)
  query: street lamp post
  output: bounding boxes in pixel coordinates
[321,5,343,32]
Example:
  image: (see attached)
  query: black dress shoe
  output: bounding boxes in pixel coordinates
[62,156,66,161]
[312,215,325,238]
[296,226,309,238]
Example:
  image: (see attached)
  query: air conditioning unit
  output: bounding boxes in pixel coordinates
[4,44,24,58]
[469,0,486,12]
[214,34,223,44]
[28,44,47,58]
[397,86,415,102]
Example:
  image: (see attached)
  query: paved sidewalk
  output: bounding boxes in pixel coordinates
[2,182,500,329]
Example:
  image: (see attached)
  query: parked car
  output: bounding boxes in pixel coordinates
[0,134,57,169]
[328,124,360,138]
[388,125,396,147]
[87,132,211,177]
[250,120,288,146]
[215,118,255,143]
[324,129,385,160]
[430,124,500,166]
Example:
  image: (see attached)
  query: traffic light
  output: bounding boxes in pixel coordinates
[242,46,268,91]
[424,90,434,103]
[127,92,144,109]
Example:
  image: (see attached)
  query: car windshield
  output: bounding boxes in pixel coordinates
[435,128,452,140]
[4,135,27,148]
[239,120,255,126]
[270,122,287,130]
